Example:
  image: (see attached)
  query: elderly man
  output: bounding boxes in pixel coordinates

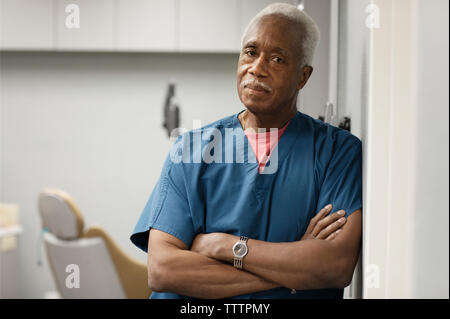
[131,3,362,299]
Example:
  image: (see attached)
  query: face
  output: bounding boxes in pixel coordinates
[237,15,313,115]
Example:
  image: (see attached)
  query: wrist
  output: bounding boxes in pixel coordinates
[232,235,249,269]
[215,233,237,263]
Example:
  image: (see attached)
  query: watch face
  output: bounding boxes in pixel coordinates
[233,243,248,257]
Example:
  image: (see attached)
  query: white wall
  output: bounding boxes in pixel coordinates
[299,0,331,119]
[412,0,449,298]
[0,53,3,201]
[337,0,371,140]
[0,52,242,298]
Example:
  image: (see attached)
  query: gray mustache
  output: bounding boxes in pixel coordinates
[241,79,272,93]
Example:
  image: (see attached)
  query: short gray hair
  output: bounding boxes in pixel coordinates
[241,2,320,68]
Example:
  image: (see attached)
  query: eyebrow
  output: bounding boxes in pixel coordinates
[243,41,289,56]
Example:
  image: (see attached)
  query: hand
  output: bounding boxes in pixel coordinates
[301,204,347,241]
[190,232,227,259]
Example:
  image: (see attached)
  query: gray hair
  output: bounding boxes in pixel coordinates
[241,2,320,69]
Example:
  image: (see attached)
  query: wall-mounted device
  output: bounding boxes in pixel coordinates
[162,82,180,138]
[318,101,337,124]
[338,117,351,132]
[318,102,351,132]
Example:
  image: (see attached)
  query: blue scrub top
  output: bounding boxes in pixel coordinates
[130,110,362,299]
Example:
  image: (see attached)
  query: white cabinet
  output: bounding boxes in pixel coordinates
[116,0,176,51]
[0,0,54,50]
[178,0,240,52]
[0,0,299,53]
[55,0,114,51]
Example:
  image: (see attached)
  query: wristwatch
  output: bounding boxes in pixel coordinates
[232,236,249,269]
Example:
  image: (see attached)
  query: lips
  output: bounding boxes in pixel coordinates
[246,84,268,92]
[244,84,270,94]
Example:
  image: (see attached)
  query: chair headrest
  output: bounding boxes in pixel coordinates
[38,188,85,239]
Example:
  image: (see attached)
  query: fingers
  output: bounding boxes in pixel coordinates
[312,210,345,237]
[325,229,342,241]
[314,211,347,239]
[304,204,333,236]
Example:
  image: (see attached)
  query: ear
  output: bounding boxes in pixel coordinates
[296,66,313,91]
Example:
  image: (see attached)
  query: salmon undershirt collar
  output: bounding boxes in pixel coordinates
[244,120,291,173]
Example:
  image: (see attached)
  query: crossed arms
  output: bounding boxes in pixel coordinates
[147,205,362,299]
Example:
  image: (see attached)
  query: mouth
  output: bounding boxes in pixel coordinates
[244,84,271,94]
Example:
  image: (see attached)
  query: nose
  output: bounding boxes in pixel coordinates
[248,55,268,77]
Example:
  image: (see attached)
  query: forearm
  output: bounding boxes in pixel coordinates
[149,248,280,299]
[216,235,352,290]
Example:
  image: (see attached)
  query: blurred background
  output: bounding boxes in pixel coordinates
[0,0,448,299]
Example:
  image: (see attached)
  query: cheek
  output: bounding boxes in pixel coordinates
[237,66,247,81]
[236,68,244,86]
[273,76,297,95]
[236,68,249,95]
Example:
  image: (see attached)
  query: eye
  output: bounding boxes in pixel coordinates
[273,56,283,63]
[245,50,256,57]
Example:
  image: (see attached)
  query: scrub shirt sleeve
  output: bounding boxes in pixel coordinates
[317,133,362,218]
[130,137,196,253]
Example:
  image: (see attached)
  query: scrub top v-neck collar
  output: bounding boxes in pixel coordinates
[232,109,301,175]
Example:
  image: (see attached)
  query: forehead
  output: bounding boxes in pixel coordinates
[242,15,301,55]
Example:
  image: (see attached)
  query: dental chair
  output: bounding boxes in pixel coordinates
[37,188,151,299]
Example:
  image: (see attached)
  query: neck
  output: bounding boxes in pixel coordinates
[242,102,297,131]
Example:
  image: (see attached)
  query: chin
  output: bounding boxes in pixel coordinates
[241,98,275,115]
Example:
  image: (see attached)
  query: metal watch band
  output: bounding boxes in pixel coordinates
[233,236,248,269]
[233,258,243,269]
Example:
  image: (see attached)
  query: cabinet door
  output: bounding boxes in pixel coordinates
[116,0,176,51]
[0,0,54,50]
[178,0,240,53]
[55,0,114,50]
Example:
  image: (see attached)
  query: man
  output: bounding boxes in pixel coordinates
[130,3,362,299]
